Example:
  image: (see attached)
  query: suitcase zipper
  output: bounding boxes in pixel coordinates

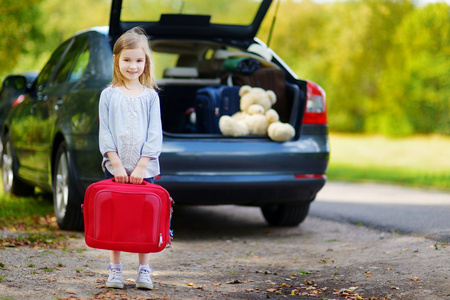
[158,233,163,247]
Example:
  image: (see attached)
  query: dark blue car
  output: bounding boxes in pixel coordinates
[1,0,329,231]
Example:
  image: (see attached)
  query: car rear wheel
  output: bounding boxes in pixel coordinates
[1,133,35,196]
[53,141,83,231]
[261,202,310,227]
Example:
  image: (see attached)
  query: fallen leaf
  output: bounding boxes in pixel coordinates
[410,277,420,281]
[391,286,399,289]
[365,272,372,277]
[339,286,358,293]
[266,288,277,292]
[187,282,203,289]
[94,285,105,289]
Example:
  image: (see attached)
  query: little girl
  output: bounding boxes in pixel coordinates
[98,27,162,290]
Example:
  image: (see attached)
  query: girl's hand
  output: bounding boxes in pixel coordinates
[113,165,129,183]
[130,166,145,184]
[106,151,128,183]
[130,157,151,184]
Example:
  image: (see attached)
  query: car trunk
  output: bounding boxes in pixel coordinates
[158,75,303,140]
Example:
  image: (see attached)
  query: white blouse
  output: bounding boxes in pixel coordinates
[98,86,162,178]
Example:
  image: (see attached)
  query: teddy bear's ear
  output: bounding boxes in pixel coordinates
[266,90,277,105]
[239,85,252,97]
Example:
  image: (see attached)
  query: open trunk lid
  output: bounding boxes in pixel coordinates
[109,0,273,42]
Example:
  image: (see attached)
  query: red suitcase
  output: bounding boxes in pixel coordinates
[83,178,173,253]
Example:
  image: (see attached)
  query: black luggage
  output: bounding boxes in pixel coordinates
[194,85,240,134]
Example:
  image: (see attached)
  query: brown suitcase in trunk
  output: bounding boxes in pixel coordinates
[222,68,289,122]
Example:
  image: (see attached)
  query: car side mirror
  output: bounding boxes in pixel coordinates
[2,75,28,92]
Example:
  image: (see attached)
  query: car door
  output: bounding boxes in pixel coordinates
[32,35,90,185]
[9,40,71,182]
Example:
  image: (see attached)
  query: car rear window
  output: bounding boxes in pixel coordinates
[120,0,264,26]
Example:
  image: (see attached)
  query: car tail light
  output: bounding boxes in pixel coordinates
[302,81,327,125]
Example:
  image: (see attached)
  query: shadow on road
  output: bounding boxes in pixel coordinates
[170,205,270,240]
[168,205,316,243]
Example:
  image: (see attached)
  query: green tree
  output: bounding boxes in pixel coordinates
[0,0,43,77]
[312,0,413,132]
[1,0,110,82]
[260,0,415,133]
[375,2,450,136]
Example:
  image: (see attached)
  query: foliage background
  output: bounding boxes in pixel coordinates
[1,0,449,137]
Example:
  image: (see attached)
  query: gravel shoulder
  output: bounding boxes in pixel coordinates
[1,205,449,300]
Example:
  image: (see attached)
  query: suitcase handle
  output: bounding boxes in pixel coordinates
[109,178,151,185]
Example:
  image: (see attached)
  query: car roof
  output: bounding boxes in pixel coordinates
[109,0,273,42]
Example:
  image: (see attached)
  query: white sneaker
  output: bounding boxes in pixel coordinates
[136,264,153,290]
[106,263,124,289]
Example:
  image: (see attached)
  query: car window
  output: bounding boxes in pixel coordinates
[153,52,178,79]
[120,0,263,26]
[34,39,72,92]
[69,42,90,82]
[53,36,89,85]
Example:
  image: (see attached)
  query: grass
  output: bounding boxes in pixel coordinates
[0,193,54,230]
[0,192,73,248]
[327,133,450,190]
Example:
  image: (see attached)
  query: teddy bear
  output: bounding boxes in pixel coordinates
[218,85,295,142]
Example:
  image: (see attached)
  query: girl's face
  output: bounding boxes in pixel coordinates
[115,47,146,85]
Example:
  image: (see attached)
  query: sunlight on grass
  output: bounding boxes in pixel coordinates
[327,133,450,190]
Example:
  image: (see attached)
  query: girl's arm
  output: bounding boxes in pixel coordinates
[99,89,128,183]
[107,151,129,183]
[141,92,163,159]
[99,89,118,157]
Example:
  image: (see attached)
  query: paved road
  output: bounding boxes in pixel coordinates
[309,181,450,242]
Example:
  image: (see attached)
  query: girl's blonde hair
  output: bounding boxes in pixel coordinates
[110,27,157,90]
